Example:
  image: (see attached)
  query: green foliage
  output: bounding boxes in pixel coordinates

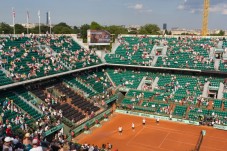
[0,22,13,34]
[105,25,128,38]
[73,26,80,34]
[128,30,138,34]
[139,24,160,35]
[53,22,73,34]
[15,24,26,34]
[164,29,172,35]
[90,21,103,30]
[139,27,149,34]
[181,33,192,35]
[80,24,90,42]
[218,30,225,36]
[30,25,49,34]
[210,30,225,36]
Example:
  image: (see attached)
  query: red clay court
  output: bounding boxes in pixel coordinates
[76,113,227,151]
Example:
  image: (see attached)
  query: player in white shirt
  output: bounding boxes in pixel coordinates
[142,118,146,126]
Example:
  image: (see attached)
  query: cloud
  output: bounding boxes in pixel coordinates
[177,0,227,15]
[210,4,227,15]
[128,3,152,13]
[134,4,143,10]
[177,4,185,10]
[128,3,143,10]
[222,9,227,15]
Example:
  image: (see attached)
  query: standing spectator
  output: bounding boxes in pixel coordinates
[23,133,32,151]
[107,143,112,150]
[3,137,13,151]
[5,125,12,136]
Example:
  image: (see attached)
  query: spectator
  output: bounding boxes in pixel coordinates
[23,133,32,151]
[3,137,13,151]
[30,138,43,151]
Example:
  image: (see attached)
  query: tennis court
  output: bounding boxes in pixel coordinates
[76,113,227,151]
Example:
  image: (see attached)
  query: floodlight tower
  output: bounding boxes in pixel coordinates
[201,0,210,36]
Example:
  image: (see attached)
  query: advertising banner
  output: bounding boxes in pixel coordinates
[87,30,111,45]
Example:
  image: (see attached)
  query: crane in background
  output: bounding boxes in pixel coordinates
[201,0,210,36]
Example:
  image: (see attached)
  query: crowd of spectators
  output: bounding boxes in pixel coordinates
[0,97,115,150]
[1,132,117,151]
[0,34,101,82]
[158,37,219,69]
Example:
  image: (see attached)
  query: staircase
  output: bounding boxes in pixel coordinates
[151,56,158,66]
[161,46,168,57]
[71,34,89,49]
[105,72,116,87]
[151,77,159,91]
[111,39,120,54]
[218,41,223,49]
[100,51,107,63]
[137,77,147,90]
[217,82,224,99]
[214,59,220,71]
[209,47,215,58]
[150,45,157,56]
[202,82,210,98]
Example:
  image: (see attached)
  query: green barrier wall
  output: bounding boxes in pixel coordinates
[116,109,200,126]
[43,124,64,137]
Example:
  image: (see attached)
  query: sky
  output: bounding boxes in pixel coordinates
[0,0,227,30]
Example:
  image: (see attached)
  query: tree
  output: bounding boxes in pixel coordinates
[80,24,90,42]
[90,21,103,30]
[73,26,80,34]
[139,24,160,35]
[218,30,225,36]
[53,22,73,34]
[168,31,172,35]
[128,30,138,34]
[105,25,128,38]
[15,24,26,34]
[138,28,149,34]
[30,25,49,34]
[0,22,13,34]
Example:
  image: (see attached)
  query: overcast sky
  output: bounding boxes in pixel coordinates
[0,0,227,29]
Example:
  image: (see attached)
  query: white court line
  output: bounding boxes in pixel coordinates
[144,125,200,137]
[145,125,227,142]
[158,132,170,148]
[166,138,198,146]
[130,141,173,151]
[201,145,226,151]
[126,127,144,146]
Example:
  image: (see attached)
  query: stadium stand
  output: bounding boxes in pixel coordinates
[1,34,227,151]
[105,36,156,65]
[0,35,102,83]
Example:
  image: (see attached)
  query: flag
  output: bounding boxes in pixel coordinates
[27,11,29,19]
[38,10,40,18]
[12,8,15,18]
[48,11,51,22]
